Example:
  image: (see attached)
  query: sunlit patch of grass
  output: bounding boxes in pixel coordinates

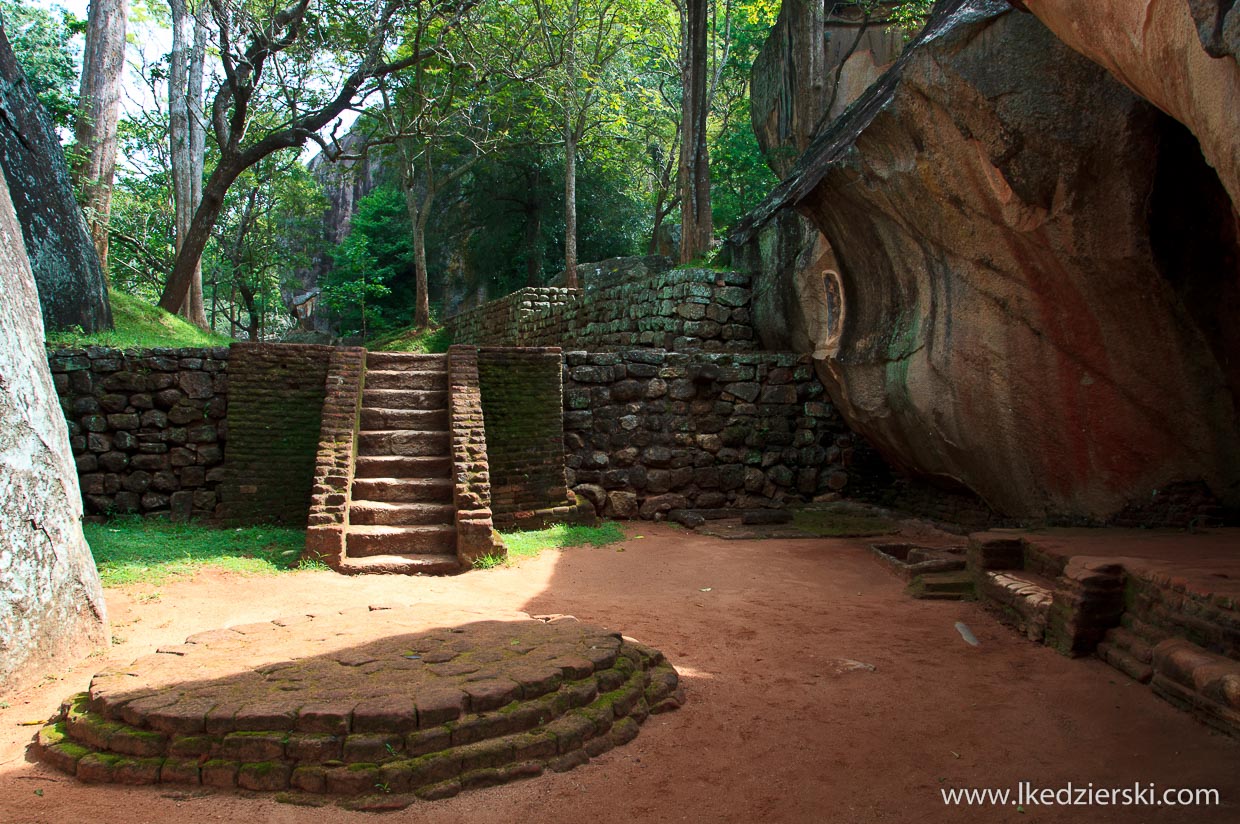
[491,521,626,566]
[82,517,307,587]
[46,290,231,350]
[368,324,452,353]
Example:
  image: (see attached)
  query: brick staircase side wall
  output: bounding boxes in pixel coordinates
[303,346,366,566]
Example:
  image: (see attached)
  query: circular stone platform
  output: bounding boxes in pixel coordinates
[35,605,683,809]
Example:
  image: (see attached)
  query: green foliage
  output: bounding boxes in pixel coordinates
[321,184,410,338]
[82,518,308,586]
[887,0,934,36]
[1,0,82,129]
[495,521,626,565]
[207,150,328,339]
[45,290,230,349]
[710,112,778,231]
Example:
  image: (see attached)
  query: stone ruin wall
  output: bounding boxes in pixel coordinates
[562,349,857,517]
[47,343,334,525]
[445,268,757,352]
[48,346,230,521]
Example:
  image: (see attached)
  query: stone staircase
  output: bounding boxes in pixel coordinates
[340,353,461,574]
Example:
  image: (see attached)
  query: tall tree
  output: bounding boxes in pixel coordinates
[677,0,712,262]
[72,0,127,271]
[167,0,208,325]
[156,0,481,322]
[531,0,655,288]
[0,25,113,333]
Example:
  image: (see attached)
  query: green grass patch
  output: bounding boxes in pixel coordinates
[46,290,232,350]
[485,521,626,567]
[791,507,898,538]
[368,324,452,354]
[83,517,308,586]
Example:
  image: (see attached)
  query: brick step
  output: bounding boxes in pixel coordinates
[345,524,457,557]
[338,553,463,576]
[906,570,975,600]
[1097,641,1154,684]
[353,456,452,479]
[359,407,448,431]
[1101,626,1153,664]
[362,388,448,411]
[364,369,448,391]
[357,430,451,457]
[979,570,1057,642]
[1120,613,1171,646]
[351,477,454,503]
[366,352,448,371]
[350,501,455,526]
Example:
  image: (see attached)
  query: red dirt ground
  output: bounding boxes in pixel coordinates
[1,524,1237,823]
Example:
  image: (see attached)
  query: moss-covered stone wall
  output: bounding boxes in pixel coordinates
[216,343,333,526]
[477,347,570,516]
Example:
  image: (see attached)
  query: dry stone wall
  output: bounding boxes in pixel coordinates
[446,268,757,352]
[562,349,856,516]
[48,346,229,520]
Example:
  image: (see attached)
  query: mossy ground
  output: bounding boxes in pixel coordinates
[46,290,232,349]
[791,507,899,537]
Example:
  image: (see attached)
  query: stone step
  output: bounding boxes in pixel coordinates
[364,369,448,391]
[362,388,448,411]
[906,570,975,600]
[979,570,1057,642]
[352,477,454,503]
[338,553,463,576]
[1120,613,1170,646]
[357,430,451,458]
[366,352,449,371]
[1102,626,1153,664]
[359,407,448,432]
[346,524,457,557]
[353,456,452,479]
[1097,641,1154,684]
[350,501,455,527]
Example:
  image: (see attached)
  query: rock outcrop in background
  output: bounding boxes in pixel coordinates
[735,0,1240,521]
[0,168,107,693]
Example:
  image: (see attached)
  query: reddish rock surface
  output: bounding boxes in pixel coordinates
[737,1,1240,520]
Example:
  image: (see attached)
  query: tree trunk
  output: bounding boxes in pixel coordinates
[158,165,232,315]
[524,200,543,286]
[0,27,113,333]
[168,0,207,327]
[72,0,127,272]
[564,119,578,289]
[403,180,434,330]
[678,0,712,263]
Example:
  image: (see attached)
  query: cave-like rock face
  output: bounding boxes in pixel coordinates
[0,169,107,692]
[1024,0,1240,209]
[737,0,1240,520]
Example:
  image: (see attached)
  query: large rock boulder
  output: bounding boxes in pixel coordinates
[735,0,1240,520]
[745,2,903,355]
[0,166,107,693]
[1024,0,1240,209]
[0,26,112,334]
